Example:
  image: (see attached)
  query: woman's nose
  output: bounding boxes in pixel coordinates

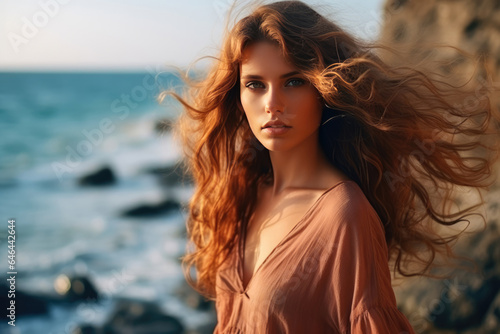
[265,87,284,113]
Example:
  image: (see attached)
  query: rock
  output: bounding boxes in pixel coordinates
[102,298,184,334]
[154,118,173,133]
[394,223,500,332]
[185,322,218,334]
[480,291,500,334]
[379,2,500,331]
[432,273,500,330]
[174,280,215,311]
[120,198,182,218]
[0,283,49,317]
[54,274,99,303]
[379,0,500,110]
[143,162,193,187]
[78,166,116,186]
[72,324,103,334]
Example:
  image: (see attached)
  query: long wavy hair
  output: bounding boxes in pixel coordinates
[159,0,500,300]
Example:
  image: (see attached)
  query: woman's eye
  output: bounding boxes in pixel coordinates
[245,81,265,89]
[286,78,305,87]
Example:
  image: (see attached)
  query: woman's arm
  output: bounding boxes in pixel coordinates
[323,185,415,333]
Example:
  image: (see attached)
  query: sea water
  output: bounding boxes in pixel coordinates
[0,71,208,333]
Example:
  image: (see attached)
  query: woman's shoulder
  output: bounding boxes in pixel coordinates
[319,180,380,225]
[323,180,370,207]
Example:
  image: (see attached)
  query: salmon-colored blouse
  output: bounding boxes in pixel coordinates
[213,180,415,333]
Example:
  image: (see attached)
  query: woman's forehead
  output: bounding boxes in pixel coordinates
[240,41,298,76]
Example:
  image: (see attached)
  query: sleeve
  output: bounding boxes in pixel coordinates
[323,188,415,334]
[351,306,415,334]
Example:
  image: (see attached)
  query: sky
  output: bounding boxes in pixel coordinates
[0,0,384,72]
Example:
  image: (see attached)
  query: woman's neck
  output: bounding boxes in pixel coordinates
[267,132,343,197]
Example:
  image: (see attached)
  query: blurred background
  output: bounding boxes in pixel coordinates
[0,1,383,333]
[0,0,499,333]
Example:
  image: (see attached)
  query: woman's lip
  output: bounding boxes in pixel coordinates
[262,126,291,129]
[262,126,291,135]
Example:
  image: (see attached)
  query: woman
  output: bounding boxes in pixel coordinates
[161,1,498,332]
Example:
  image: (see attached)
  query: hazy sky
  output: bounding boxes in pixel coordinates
[0,0,384,71]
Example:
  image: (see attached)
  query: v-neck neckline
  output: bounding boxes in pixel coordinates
[237,180,354,294]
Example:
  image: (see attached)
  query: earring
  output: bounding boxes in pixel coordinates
[321,106,348,127]
[322,103,337,126]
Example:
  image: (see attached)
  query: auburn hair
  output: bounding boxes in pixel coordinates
[159,0,499,300]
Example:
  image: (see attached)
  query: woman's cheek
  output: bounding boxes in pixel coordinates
[241,92,256,110]
[245,98,262,118]
[241,97,260,130]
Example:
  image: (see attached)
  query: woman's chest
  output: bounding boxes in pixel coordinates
[216,225,333,330]
[242,190,326,289]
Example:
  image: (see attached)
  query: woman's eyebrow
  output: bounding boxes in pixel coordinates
[240,71,301,80]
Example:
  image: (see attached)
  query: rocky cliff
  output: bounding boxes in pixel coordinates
[378,1,500,333]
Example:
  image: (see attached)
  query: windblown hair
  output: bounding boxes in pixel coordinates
[159,0,500,300]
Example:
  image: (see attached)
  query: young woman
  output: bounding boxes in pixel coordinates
[162,1,498,332]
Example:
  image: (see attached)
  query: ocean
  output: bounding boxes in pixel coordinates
[0,71,211,333]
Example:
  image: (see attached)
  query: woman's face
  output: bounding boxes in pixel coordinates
[239,41,323,152]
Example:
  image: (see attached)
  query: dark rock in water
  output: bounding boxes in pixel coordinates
[189,322,218,334]
[121,198,182,218]
[72,324,103,334]
[54,274,99,303]
[102,298,184,334]
[143,162,193,187]
[388,0,409,11]
[155,118,173,133]
[0,283,49,317]
[174,280,215,311]
[78,166,116,186]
